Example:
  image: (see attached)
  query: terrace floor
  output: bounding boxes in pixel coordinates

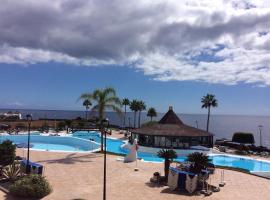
[1,149,270,200]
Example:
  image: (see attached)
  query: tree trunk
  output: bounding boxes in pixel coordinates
[206,106,211,132]
[134,112,137,128]
[164,159,170,182]
[100,127,104,152]
[85,108,87,120]
[99,112,104,152]
[151,116,152,122]
[138,111,141,128]
[123,105,126,128]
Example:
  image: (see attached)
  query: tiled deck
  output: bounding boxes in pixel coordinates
[1,149,270,200]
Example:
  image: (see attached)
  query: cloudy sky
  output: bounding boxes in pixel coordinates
[1,0,270,115]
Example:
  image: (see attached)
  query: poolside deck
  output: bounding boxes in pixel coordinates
[1,149,270,200]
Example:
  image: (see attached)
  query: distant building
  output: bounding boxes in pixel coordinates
[0,111,22,120]
[131,106,213,149]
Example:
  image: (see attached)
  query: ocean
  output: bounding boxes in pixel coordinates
[1,108,269,147]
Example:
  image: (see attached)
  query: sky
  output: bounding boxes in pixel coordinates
[1,0,270,115]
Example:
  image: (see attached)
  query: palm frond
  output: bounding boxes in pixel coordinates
[92,89,102,100]
[105,104,122,116]
[91,105,99,112]
[122,98,130,105]
[106,96,122,106]
[104,87,116,97]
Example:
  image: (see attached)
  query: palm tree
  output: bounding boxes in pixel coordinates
[122,98,130,128]
[201,94,218,132]
[157,149,177,182]
[79,87,122,151]
[129,100,140,128]
[138,101,146,128]
[83,99,92,120]
[187,152,212,174]
[147,107,157,121]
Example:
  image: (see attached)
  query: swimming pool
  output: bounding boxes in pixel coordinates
[210,154,270,172]
[0,135,100,152]
[73,131,270,172]
[2,131,270,172]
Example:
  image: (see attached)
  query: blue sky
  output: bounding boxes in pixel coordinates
[1,0,270,115]
[1,62,270,116]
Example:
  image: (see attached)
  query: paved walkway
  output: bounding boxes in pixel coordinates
[1,150,270,200]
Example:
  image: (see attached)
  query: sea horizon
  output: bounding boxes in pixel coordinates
[1,107,270,118]
[1,108,269,148]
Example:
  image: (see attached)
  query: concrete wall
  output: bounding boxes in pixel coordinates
[121,142,211,156]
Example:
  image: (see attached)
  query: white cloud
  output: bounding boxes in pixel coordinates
[0,0,270,86]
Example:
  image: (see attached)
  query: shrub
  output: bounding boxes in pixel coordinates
[10,175,52,199]
[141,121,158,127]
[187,152,212,174]
[232,132,255,144]
[2,161,21,182]
[57,121,66,131]
[0,140,16,166]
[15,123,27,129]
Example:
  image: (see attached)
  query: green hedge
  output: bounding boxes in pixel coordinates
[0,140,16,166]
[232,132,255,144]
[10,175,52,199]
[141,121,158,127]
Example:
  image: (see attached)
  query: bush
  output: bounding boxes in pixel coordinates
[232,132,255,144]
[15,123,27,129]
[0,140,16,166]
[57,121,66,131]
[10,175,52,199]
[141,121,158,127]
[2,161,21,182]
[187,152,212,174]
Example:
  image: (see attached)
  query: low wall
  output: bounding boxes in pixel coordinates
[121,142,211,156]
[250,171,270,178]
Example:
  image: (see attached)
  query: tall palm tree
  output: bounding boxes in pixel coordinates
[147,107,157,121]
[138,101,146,128]
[79,87,122,151]
[157,149,177,182]
[201,94,218,132]
[122,98,130,128]
[129,100,140,128]
[83,99,92,120]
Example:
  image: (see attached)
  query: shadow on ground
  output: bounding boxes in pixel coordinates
[160,188,202,197]
[145,181,202,197]
[36,153,103,165]
[145,182,165,188]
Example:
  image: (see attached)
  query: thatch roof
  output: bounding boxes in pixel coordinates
[159,106,183,125]
[133,106,213,137]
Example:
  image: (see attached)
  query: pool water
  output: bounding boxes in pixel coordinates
[73,132,126,154]
[30,142,87,151]
[0,135,99,152]
[73,131,270,172]
[211,155,270,172]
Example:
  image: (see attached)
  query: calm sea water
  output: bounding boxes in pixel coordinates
[1,108,270,147]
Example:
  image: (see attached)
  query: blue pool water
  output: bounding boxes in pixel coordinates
[73,131,270,172]
[28,143,86,151]
[0,135,100,152]
[211,154,270,172]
